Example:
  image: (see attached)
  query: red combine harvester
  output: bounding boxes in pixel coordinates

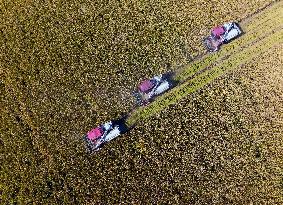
[203,22,243,52]
[133,73,176,106]
[84,118,128,152]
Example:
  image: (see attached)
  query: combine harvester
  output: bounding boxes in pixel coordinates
[84,117,128,152]
[203,22,243,52]
[84,21,244,152]
[133,73,177,106]
[84,73,176,153]
[132,22,243,108]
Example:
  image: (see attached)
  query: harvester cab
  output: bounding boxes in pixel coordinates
[84,119,128,153]
[133,74,174,106]
[203,22,242,52]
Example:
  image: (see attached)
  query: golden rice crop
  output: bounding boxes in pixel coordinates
[1,0,281,204]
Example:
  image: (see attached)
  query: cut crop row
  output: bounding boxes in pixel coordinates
[175,3,283,82]
[127,28,283,125]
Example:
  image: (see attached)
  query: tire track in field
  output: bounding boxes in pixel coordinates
[184,24,283,83]
[175,1,283,82]
[128,29,283,125]
[127,2,283,125]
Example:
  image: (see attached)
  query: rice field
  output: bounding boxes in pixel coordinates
[1,0,282,204]
[124,44,283,204]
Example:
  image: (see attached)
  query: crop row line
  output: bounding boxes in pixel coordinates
[182,23,283,82]
[175,10,283,82]
[126,28,283,125]
[243,1,283,31]
[185,1,283,63]
[175,1,283,80]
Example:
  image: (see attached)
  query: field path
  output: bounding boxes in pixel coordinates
[127,0,283,126]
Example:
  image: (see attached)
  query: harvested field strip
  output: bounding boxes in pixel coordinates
[175,1,283,80]
[126,2,283,125]
[176,17,283,82]
[243,1,283,30]
[175,4,283,82]
[178,19,283,82]
[2,1,281,129]
[127,28,283,125]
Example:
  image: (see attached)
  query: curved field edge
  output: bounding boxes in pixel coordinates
[127,25,283,125]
